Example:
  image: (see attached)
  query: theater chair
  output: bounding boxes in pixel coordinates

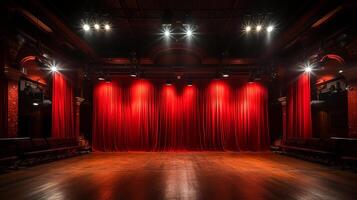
[0,138,25,170]
[16,137,82,167]
[279,138,337,164]
[332,137,357,169]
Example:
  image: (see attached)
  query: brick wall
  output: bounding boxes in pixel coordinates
[7,80,18,137]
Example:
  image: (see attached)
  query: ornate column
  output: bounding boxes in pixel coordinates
[75,97,85,137]
[278,97,287,144]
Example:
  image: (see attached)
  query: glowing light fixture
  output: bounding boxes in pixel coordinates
[94,24,100,30]
[267,26,274,32]
[83,24,90,31]
[104,24,111,31]
[130,72,137,77]
[164,29,171,37]
[305,66,312,72]
[222,73,229,78]
[186,29,193,37]
[245,26,251,32]
[98,77,105,81]
[187,80,193,86]
[33,102,39,106]
[256,25,262,32]
[339,70,343,73]
[166,81,172,86]
[50,65,58,72]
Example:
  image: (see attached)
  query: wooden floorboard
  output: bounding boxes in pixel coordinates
[0,152,356,200]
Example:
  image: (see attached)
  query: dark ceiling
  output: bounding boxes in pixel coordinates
[41,0,317,58]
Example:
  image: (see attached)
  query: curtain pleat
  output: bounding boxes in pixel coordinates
[92,79,269,151]
[52,72,74,138]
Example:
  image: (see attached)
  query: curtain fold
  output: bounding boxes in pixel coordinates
[52,72,74,138]
[0,77,7,137]
[92,79,269,151]
[287,72,312,139]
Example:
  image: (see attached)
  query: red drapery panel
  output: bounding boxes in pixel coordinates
[52,72,74,138]
[92,79,269,151]
[287,72,312,139]
[0,77,7,137]
[348,88,357,138]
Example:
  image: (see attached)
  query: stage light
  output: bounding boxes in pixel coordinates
[267,26,274,32]
[94,24,100,30]
[339,70,343,73]
[33,102,39,106]
[104,24,111,31]
[187,80,193,86]
[130,72,137,77]
[164,29,171,37]
[166,81,172,86]
[83,24,90,31]
[50,65,58,72]
[256,25,262,32]
[305,66,312,72]
[186,29,193,37]
[222,73,229,78]
[245,26,251,32]
[98,77,105,81]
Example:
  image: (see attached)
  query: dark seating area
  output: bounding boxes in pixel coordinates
[0,137,84,170]
[278,138,357,168]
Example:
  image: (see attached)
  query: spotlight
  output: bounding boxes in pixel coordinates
[305,66,312,72]
[33,102,39,106]
[187,80,193,86]
[83,24,90,31]
[267,26,274,32]
[164,29,171,37]
[104,24,111,31]
[222,73,229,78]
[166,81,172,86]
[339,70,343,73]
[94,24,100,30]
[186,29,193,37]
[256,25,262,32]
[98,77,105,81]
[245,26,251,32]
[130,72,137,77]
[50,65,58,72]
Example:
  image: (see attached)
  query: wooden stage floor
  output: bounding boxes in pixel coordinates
[0,152,357,200]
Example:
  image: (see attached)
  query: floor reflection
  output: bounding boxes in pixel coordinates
[0,152,357,200]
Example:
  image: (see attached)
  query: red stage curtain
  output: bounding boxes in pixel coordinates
[92,79,269,151]
[0,77,7,137]
[52,72,74,138]
[287,72,312,139]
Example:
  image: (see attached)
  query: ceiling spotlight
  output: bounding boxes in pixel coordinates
[104,24,111,31]
[245,26,251,32]
[256,25,262,32]
[83,24,90,31]
[50,65,58,72]
[94,24,100,30]
[98,77,105,81]
[339,70,343,73]
[305,66,312,72]
[33,102,39,106]
[164,29,171,37]
[130,72,137,77]
[186,29,193,37]
[222,73,229,78]
[166,81,172,86]
[267,26,274,32]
